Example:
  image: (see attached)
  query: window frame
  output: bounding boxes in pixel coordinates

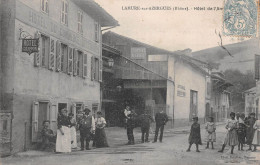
[77,10,83,34]
[40,34,50,68]
[94,22,99,42]
[41,0,49,14]
[60,43,68,73]
[61,0,68,26]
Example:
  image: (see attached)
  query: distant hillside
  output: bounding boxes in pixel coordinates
[192,39,260,73]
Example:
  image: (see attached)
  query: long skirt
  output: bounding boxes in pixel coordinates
[224,129,238,146]
[95,128,109,148]
[252,130,260,146]
[70,126,77,149]
[56,126,71,153]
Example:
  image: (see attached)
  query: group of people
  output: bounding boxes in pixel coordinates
[123,106,169,145]
[187,112,260,154]
[41,108,109,153]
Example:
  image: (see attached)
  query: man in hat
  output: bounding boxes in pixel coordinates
[78,108,95,150]
[139,110,154,143]
[153,109,168,143]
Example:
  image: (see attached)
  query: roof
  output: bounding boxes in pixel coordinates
[71,0,119,27]
[102,43,121,55]
[244,87,256,94]
[103,31,210,76]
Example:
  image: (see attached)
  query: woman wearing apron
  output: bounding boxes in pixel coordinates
[56,109,72,153]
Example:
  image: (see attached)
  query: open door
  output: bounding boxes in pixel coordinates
[32,102,39,142]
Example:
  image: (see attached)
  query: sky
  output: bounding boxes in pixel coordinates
[95,0,250,52]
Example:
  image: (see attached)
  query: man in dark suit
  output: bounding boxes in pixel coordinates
[153,110,168,143]
[139,110,154,143]
[78,108,95,150]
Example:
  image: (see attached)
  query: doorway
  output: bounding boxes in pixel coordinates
[38,102,48,132]
[190,90,198,121]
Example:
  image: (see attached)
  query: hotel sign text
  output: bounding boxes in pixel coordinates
[22,39,39,55]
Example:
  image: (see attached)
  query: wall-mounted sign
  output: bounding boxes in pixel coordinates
[131,47,146,59]
[22,39,39,55]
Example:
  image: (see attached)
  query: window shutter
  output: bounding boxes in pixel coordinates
[68,47,73,75]
[73,49,78,76]
[56,41,61,72]
[34,32,41,67]
[99,59,102,82]
[95,22,99,42]
[49,38,55,70]
[49,102,58,133]
[32,101,39,142]
[91,56,94,81]
[83,54,88,78]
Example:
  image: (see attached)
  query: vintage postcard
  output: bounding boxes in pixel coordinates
[0,0,260,165]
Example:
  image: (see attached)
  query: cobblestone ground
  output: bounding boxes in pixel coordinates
[1,124,260,165]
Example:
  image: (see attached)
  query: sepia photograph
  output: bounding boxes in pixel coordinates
[0,0,260,164]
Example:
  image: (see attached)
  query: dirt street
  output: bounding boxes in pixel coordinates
[1,124,259,165]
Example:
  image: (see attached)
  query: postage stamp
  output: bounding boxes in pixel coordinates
[223,0,258,37]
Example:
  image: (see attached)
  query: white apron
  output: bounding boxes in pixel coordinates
[70,126,77,148]
[56,126,71,153]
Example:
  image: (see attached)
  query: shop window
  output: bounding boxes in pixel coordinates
[61,0,68,25]
[94,22,99,42]
[41,0,49,14]
[77,11,83,34]
[61,43,68,73]
[41,35,50,68]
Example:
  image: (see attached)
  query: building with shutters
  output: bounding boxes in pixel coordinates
[0,0,118,154]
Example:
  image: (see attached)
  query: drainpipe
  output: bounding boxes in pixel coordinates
[24,121,27,151]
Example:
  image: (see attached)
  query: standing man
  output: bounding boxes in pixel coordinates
[78,108,95,150]
[126,108,136,145]
[124,106,131,128]
[153,110,168,143]
[139,110,154,143]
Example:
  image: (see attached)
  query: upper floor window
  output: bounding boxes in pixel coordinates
[61,0,68,25]
[60,43,68,73]
[41,35,50,68]
[41,0,49,14]
[94,22,99,42]
[77,11,83,34]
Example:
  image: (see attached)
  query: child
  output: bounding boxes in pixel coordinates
[187,117,202,152]
[218,112,238,154]
[205,117,216,149]
[252,119,260,152]
[237,113,246,151]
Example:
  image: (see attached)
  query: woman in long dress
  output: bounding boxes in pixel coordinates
[56,109,72,153]
[95,111,109,148]
[252,119,260,152]
[69,113,77,149]
[218,112,238,154]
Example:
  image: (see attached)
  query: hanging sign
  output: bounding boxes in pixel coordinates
[22,39,39,55]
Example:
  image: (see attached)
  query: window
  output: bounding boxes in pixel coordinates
[77,11,83,33]
[77,51,83,77]
[83,54,88,78]
[61,43,68,73]
[61,0,68,25]
[91,57,102,81]
[41,35,50,67]
[41,0,49,13]
[68,47,73,75]
[94,22,99,42]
